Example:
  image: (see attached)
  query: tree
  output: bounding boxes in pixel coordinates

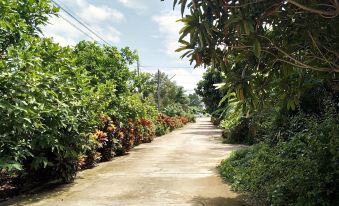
[130,71,157,99]
[188,93,202,107]
[195,68,226,115]
[173,0,338,72]
[170,0,338,114]
[153,71,189,110]
[0,0,58,53]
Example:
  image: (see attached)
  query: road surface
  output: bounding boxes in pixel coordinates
[3,118,245,206]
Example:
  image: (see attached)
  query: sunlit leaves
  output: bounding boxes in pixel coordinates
[0,0,58,52]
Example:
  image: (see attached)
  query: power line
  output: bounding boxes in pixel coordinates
[169,74,176,80]
[52,0,107,43]
[139,65,195,69]
[51,0,110,45]
[58,14,97,42]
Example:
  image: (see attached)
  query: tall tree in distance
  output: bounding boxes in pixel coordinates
[196,68,226,115]
[153,71,189,110]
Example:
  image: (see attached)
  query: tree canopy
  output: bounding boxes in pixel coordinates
[171,0,338,115]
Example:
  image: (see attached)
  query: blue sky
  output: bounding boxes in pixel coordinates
[43,0,204,93]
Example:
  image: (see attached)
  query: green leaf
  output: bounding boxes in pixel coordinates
[23,118,32,123]
[173,0,178,9]
[181,0,188,16]
[253,39,261,58]
[213,83,226,89]
[6,163,23,171]
[243,20,254,35]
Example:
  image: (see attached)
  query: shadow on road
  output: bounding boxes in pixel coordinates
[190,127,216,130]
[182,131,222,136]
[190,196,247,206]
[1,182,73,206]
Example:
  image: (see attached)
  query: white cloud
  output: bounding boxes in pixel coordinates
[117,0,147,10]
[152,11,184,58]
[43,1,205,92]
[140,67,204,93]
[74,0,87,8]
[77,4,124,23]
[151,10,205,93]
[42,0,123,46]
[93,26,122,43]
[55,0,124,23]
[170,67,205,93]
[151,34,160,39]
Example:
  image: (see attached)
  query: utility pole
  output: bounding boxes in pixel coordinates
[137,59,140,76]
[157,69,161,111]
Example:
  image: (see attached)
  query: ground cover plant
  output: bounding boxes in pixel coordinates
[218,106,338,205]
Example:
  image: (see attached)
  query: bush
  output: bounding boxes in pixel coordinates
[220,107,277,145]
[0,38,97,183]
[155,113,193,136]
[155,123,170,136]
[222,117,254,144]
[163,103,197,123]
[186,113,196,123]
[163,103,186,117]
[219,109,339,206]
[0,37,148,184]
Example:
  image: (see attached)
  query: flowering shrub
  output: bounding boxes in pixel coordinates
[78,115,155,169]
[77,113,194,169]
[155,114,194,136]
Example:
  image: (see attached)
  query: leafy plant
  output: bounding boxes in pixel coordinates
[219,107,339,205]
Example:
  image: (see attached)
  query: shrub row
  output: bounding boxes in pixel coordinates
[0,38,194,200]
[0,1,198,200]
[78,113,194,170]
[155,114,194,136]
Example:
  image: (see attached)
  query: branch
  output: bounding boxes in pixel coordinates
[308,31,337,68]
[259,35,339,72]
[274,45,338,72]
[323,46,339,59]
[287,0,339,18]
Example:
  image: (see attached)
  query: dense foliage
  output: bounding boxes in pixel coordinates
[171,0,339,205]
[173,0,338,114]
[0,0,196,200]
[219,108,338,205]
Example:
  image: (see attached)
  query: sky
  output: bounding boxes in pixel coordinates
[42,0,205,93]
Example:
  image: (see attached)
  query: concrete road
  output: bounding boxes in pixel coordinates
[3,118,245,206]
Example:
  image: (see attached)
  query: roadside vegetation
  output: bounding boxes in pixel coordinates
[0,0,200,200]
[174,0,338,205]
